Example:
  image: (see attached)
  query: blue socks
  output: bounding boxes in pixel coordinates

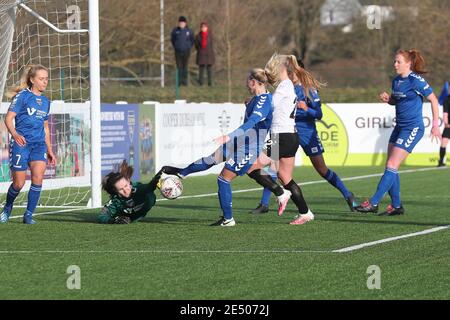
[388,172,401,208]
[180,156,216,177]
[5,184,20,212]
[370,168,398,206]
[24,184,42,222]
[217,176,233,220]
[324,169,351,199]
[260,169,278,206]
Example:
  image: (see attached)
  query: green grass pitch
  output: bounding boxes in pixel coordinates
[0,166,449,300]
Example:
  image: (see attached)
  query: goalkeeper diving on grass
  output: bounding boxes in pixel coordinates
[99,160,164,224]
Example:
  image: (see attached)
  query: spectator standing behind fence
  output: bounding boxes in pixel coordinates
[171,16,194,86]
[195,22,215,86]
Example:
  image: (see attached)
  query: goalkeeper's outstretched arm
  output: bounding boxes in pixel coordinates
[148,168,165,191]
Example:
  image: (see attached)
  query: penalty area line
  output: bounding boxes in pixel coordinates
[333,224,450,253]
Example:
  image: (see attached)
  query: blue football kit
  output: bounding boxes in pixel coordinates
[224,92,273,176]
[294,84,324,157]
[389,72,433,153]
[8,88,50,171]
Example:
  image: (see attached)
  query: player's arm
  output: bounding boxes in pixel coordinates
[147,168,165,191]
[5,111,26,146]
[381,80,396,105]
[379,92,396,105]
[444,98,450,128]
[5,93,27,146]
[44,120,56,165]
[98,202,115,224]
[304,91,323,120]
[98,200,129,224]
[226,99,270,141]
[297,102,323,121]
[388,94,396,105]
[426,92,441,142]
[413,77,441,142]
[296,86,320,120]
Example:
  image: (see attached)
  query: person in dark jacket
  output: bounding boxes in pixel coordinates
[194,22,215,86]
[171,16,194,86]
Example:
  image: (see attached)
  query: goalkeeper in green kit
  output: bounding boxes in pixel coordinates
[98,160,164,224]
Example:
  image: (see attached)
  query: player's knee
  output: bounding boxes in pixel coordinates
[277,172,291,185]
[386,159,400,170]
[13,181,25,191]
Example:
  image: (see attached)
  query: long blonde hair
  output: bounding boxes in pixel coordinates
[264,53,324,98]
[7,64,48,99]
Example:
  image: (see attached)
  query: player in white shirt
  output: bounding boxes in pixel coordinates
[249,54,322,225]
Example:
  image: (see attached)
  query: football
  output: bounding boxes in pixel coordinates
[159,175,183,200]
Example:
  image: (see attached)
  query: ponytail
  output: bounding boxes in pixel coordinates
[397,49,427,74]
[264,53,326,98]
[287,55,325,99]
[264,53,283,86]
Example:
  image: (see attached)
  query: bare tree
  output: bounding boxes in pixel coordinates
[293,0,326,61]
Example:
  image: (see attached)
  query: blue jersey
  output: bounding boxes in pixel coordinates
[224,93,273,176]
[294,84,323,132]
[228,92,273,141]
[9,88,50,143]
[391,72,433,127]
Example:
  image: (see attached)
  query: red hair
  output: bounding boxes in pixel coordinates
[396,49,427,74]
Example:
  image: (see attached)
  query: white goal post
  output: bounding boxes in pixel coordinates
[0,0,101,208]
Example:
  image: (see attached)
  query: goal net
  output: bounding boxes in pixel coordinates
[0,0,94,208]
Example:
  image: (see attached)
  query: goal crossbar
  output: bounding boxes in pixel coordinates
[18,1,88,33]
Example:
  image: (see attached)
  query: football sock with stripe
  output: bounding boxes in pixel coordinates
[5,184,20,212]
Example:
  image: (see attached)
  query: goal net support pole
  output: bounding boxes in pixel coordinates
[88,0,102,208]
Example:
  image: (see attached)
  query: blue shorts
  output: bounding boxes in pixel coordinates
[389,125,424,153]
[223,140,262,177]
[298,130,324,157]
[10,140,47,171]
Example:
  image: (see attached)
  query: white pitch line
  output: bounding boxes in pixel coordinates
[9,207,90,219]
[333,225,450,253]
